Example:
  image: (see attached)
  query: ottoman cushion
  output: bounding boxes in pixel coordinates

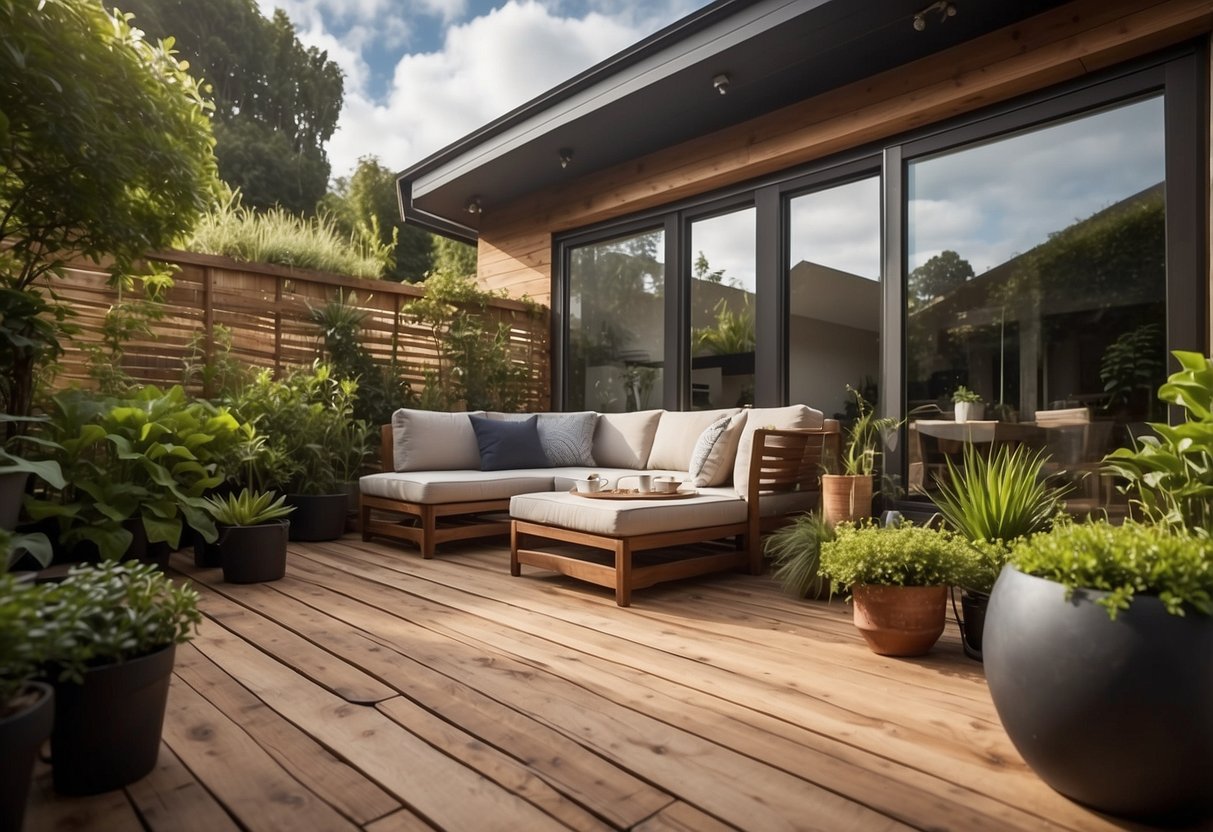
[510,490,747,537]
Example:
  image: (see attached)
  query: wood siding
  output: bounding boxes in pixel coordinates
[476,0,1213,307]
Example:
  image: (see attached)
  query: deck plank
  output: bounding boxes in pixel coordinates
[124,743,240,831]
[633,801,739,832]
[24,765,144,832]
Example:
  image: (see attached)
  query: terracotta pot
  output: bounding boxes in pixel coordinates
[851,583,948,656]
[821,474,873,527]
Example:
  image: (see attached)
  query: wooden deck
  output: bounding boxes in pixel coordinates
[24,536,1181,832]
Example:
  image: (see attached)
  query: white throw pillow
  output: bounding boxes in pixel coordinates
[687,413,745,487]
[391,408,485,472]
[648,408,740,471]
[731,405,825,499]
[592,410,663,469]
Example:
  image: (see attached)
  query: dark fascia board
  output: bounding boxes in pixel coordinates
[396,0,819,240]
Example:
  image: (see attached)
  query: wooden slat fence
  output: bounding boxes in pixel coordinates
[47,251,551,410]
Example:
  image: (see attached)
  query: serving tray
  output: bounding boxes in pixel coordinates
[570,488,698,500]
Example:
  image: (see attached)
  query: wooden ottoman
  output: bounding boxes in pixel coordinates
[509,490,751,606]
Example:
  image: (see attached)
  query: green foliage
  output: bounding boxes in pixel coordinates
[0,414,66,569]
[1010,521,1213,619]
[41,561,201,684]
[431,235,478,280]
[182,188,392,278]
[1100,322,1164,418]
[0,570,55,707]
[765,512,834,598]
[692,297,755,356]
[820,521,980,595]
[951,385,982,404]
[205,488,293,526]
[1104,351,1213,534]
[405,271,533,411]
[932,444,1066,592]
[908,250,974,306]
[0,0,218,421]
[121,0,343,213]
[838,386,900,477]
[181,324,252,401]
[84,270,176,395]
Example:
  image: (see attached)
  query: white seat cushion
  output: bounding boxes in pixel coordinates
[510,490,747,537]
[647,408,740,470]
[361,469,555,504]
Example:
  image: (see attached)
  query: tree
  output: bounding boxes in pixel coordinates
[119,0,343,214]
[321,156,435,282]
[432,236,478,280]
[909,249,974,305]
[0,0,218,424]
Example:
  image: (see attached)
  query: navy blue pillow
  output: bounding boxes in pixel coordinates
[468,414,550,471]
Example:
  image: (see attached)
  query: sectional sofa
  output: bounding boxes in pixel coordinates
[360,405,840,603]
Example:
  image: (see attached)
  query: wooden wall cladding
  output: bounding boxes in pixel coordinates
[476,0,1213,305]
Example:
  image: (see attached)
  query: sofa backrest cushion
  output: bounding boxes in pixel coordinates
[732,404,825,499]
[469,414,550,471]
[391,408,485,471]
[592,410,663,469]
[488,411,598,467]
[688,411,748,487]
[647,408,740,471]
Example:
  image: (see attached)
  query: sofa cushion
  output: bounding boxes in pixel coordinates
[647,408,740,470]
[688,412,745,488]
[592,410,663,469]
[469,414,549,471]
[392,408,484,472]
[510,490,747,537]
[489,411,597,466]
[361,470,555,504]
[731,405,825,499]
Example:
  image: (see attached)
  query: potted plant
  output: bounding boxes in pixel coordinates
[204,489,294,583]
[0,561,55,830]
[951,386,984,422]
[822,387,898,526]
[764,512,834,599]
[819,520,978,656]
[931,444,1066,659]
[983,521,1211,820]
[41,561,201,795]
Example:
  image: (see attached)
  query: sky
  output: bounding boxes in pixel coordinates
[253,0,711,181]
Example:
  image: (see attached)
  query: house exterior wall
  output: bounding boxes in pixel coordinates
[475,0,1213,352]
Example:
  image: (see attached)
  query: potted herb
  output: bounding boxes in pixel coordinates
[764,512,834,599]
[0,562,55,830]
[983,521,1212,820]
[204,489,294,583]
[819,520,978,656]
[42,561,201,795]
[822,387,898,526]
[931,444,1066,659]
[951,386,984,422]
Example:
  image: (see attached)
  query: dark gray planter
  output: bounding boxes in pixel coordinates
[285,493,347,542]
[0,471,30,531]
[984,565,1213,820]
[219,520,289,583]
[954,587,987,661]
[51,645,175,795]
[0,682,53,831]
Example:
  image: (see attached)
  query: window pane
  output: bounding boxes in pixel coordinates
[788,176,881,420]
[567,229,664,412]
[690,207,756,410]
[905,96,1166,511]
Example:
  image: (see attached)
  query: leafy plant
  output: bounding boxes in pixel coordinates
[182,324,252,401]
[819,521,980,596]
[932,444,1067,592]
[40,561,201,684]
[692,297,755,356]
[765,512,834,598]
[951,385,982,404]
[1104,350,1213,534]
[0,568,56,711]
[1100,322,1164,418]
[838,386,901,477]
[205,489,294,526]
[1010,521,1213,619]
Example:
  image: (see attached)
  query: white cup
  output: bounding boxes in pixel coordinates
[653,477,681,494]
[635,474,652,493]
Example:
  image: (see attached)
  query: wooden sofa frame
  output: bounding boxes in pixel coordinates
[362,421,841,564]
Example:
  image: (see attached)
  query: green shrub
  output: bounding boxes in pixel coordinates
[765,512,833,598]
[0,570,55,709]
[820,521,980,594]
[1010,520,1213,619]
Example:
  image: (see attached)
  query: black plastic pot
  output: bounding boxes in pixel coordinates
[0,682,54,831]
[285,493,347,542]
[0,471,30,531]
[192,530,222,568]
[50,644,176,795]
[951,587,988,662]
[219,520,289,584]
[123,519,172,571]
[984,565,1213,820]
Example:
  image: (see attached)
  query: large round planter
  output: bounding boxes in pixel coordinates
[984,565,1213,820]
[851,583,948,656]
[0,682,54,831]
[220,520,290,584]
[821,475,873,528]
[50,644,176,795]
[285,493,348,542]
[0,471,30,531]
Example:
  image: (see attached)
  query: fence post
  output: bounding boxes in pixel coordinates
[202,265,215,370]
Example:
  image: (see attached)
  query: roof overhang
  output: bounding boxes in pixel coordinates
[397,0,1068,243]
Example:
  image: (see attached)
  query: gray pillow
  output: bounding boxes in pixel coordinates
[688,414,733,486]
[490,411,598,467]
[468,415,550,471]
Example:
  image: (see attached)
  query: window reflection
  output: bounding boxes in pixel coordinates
[567,229,664,412]
[905,96,1166,512]
[690,208,756,410]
